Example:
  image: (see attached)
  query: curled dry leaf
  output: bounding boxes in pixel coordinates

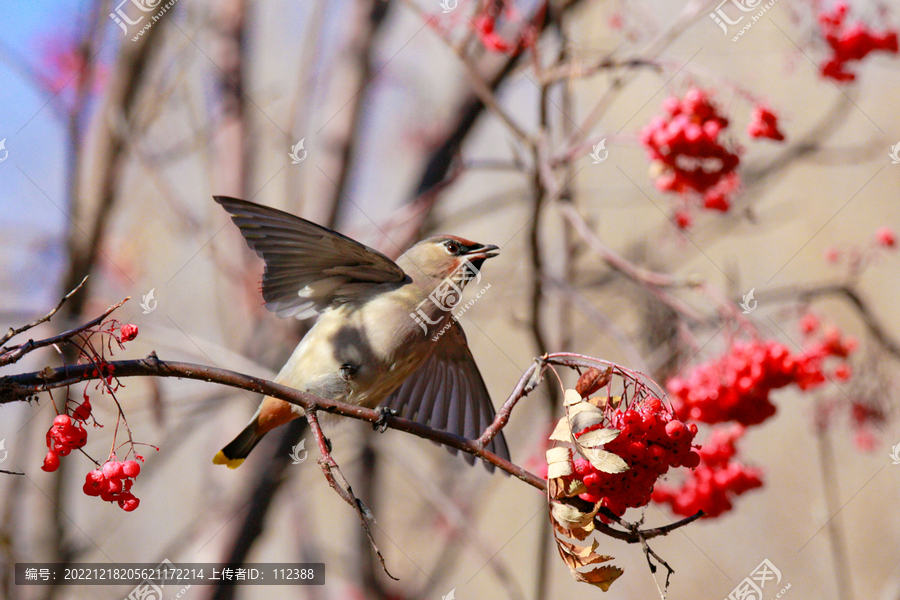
[547,447,586,499]
[547,447,624,592]
[576,366,613,398]
[545,435,625,591]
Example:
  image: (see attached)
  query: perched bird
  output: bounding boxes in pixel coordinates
[212,196,509,470]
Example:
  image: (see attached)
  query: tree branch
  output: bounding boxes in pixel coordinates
[0,354,541,487]
[0,297,129,368]
[0,276,88,348]
[2,349,703,545]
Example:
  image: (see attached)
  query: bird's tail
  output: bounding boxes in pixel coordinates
[213,417,265,469]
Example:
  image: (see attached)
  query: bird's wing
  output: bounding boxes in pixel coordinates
[383,320,510,471]
[215,196,407,318]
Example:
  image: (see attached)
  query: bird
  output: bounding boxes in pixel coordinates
[212,196,510,471]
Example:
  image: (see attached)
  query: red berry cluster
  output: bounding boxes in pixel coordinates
[801,326,857,387]
[471,3,535,55]
[83,459,142,511]
[41,414,88,472]
[572,397,700,519]
[747,105,785,141]
[652,425,762,517]
[640,88,741,221]
[668,333,856,427]
[819,2,899,82]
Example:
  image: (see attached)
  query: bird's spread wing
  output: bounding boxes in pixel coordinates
[215,196,407,318]
[383,320,510,471]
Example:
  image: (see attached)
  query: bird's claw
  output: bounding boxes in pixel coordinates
[373,407,397,432]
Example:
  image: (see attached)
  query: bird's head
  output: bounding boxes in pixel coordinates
[400,236,499,283]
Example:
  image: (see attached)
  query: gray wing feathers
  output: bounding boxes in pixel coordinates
[383,322,510,471]
[214,196,406,317]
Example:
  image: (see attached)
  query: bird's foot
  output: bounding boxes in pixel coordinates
[373,407,397,433]
[324,436,333,453]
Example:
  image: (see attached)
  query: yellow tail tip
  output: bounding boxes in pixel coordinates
[213,451,245,469]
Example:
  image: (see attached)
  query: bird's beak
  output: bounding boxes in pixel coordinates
[463,244,500,261]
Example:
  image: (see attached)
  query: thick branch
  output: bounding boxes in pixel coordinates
[0,355,542,488]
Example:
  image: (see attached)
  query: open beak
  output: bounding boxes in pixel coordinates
[463,244,500,261]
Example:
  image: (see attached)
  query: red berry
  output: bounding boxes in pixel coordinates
[120,496,140,512]
[41,451,60,472]
[583,472,601,489]
[834,363,852,380]
[876,227,896,248]
[666,420,688,440]
[818,2,899,82]
[120,323,139,342]
[73,399,92,421]
[674,211,693,229]
[579,491,603,504]
[683,451,701,469]
[102,461,124,479]
[122,461,141,478]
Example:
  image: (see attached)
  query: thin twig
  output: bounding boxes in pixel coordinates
[0,297,130,367]
[557,203,705,323]
[759,282,900,359]
[306,410,398,580]
[398,0,534,146]
[0,276,89,347]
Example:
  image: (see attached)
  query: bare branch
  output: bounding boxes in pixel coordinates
[0,276,89,347]
[1,354,543,488]
[759,283,900,359]
[0,296,129,367]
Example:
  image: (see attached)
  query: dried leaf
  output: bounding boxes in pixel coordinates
[548,501,624,591]
[582,447,629,474]
[568,403,605,433]
[548,476,586,500]
[564,388,583,406]
[549,417,571,442]
[551,500,598,531]
[557,538,614,565]
[576,366,613,397]
[546,447,573,478]
[573,565,625,591]
[557,540,601,567]
[587,395,621,410]
[575,427,620,449]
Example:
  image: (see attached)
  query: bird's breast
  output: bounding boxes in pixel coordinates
[275,294,443,409]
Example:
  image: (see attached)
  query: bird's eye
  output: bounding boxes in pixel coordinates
[444,241,461,255]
